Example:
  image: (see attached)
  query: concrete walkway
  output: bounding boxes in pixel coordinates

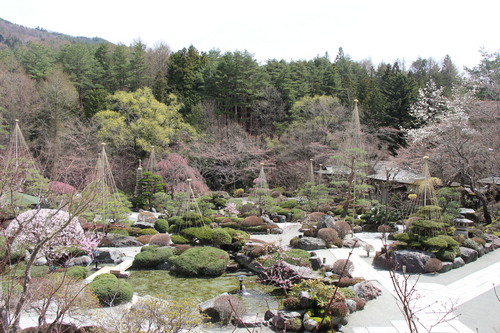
[253,225,500,333]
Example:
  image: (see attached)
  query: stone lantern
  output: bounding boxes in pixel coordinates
[454,216,474,238]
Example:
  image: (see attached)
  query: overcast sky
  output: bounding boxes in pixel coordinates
[2,0,498,71]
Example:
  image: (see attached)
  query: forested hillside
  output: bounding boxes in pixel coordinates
[0,18,498,197]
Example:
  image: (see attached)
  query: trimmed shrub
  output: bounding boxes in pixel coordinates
[424,258,443,273]
[336,277,365,287]
[139,228,158,236]
[393,232,411,242]
[280,199,298,209]
[141,245,159,252]
[437,249,457,262]
[173,244,192,254]
[332,259,354,276]
[169,246,230,277]
[125,227,142,236]
[93,273,117,281]
[317,228,340,247]
[154,219,169,233]
[241,216,264,227]
[411,219,446,238]
[108,229,129,236]
[149,233,171,246]
[270,191,281,198]
[132,247,175,269]
[222,228,250,241]
[333,221,352,239]
[462,239,481,252]
[212,229,232,247]
[171,234,189,244]
[90,279,133,306]
[136,235,153,244]
[327,302,349,318]
[472,237,486,246]
[66,266,87,280]
[339,288,356,299]
[283,296,301,310]
[181,227,213,244]
[286,317,302,331]
[213,295,246,324]
[352,297,366,310]
[167,216,184,226]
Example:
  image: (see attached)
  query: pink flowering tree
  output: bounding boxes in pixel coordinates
[6,209,102,262]
[155,153,209,195]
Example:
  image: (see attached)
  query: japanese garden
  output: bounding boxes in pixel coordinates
[0,18,499,333]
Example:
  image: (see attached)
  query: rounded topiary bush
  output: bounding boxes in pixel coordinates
[89,279,133,306]
[66,266,87,280]
[212,228,232,247]
[242,216,264,227]
[149,233,171,246]
[136,235,154,244]
[333,220,352,239]
[125,227,142,236]
[171,234,189,244]
[154,219,169,233]
[169,246,230,277]
[213,294,246,324]
[283,296,301,310]
[332,259,354,276]
[181,227,213,244]
[462,238,481,252]
[93,273,117,281]
[139,228,158,236]
[424,258,443,273]
[317,228,340,247]
[327,301,349,318]
[132,247,175,269]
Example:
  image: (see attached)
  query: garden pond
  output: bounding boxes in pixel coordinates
[126,269,282,314]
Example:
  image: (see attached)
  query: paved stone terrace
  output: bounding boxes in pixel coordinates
[253,223,500,333]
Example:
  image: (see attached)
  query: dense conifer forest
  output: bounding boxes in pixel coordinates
[0,18,498,197]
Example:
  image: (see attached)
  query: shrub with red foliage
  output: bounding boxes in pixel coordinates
[317,228,340,247]
[149,233,171,246]
[333,220,352,239]
[352,297,366,310]
[136,235,153,244]
[173,244,192,254]
[424,258,443,273]
[48,181,77,195]
[242,216,264,227]
[327,301,349,318]
[156,153,209,195]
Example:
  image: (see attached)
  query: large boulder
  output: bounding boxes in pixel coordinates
[438,261,453,273]
[453,257,465,269]
[317,215,337,229]
[101,235,144,247]
[372,252,390,270]
[296,237,326,251]
[392,250,434,274]
[67,255,92,267]
[460,247,478,264]
[94,249,123,264]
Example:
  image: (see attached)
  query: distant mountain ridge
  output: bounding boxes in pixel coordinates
[0,17,108,48]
